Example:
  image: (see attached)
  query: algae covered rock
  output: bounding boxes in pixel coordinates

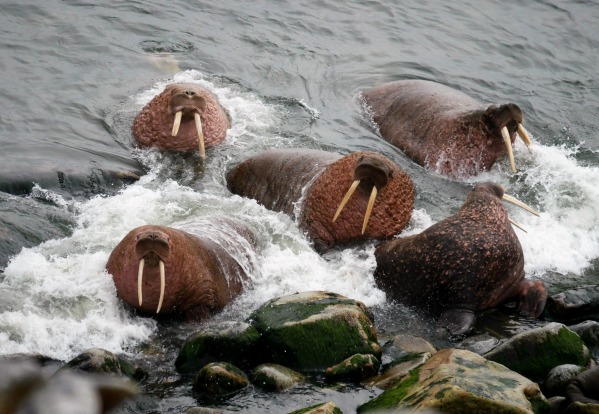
[248,291,381,372]
[358,348,549,414]
[63,348,145,381]
[251,363,305,392]
[192,362,249,397]
[290,401,343,414]
[485,322,591,382]
[363,352,431,390]
[324,354,380,382]
[175,321,261,374]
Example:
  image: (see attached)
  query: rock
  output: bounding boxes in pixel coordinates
[459,333,501,355]
[289,401,343,414]
[545,285,599,323]
[63,348,145,380]
[565,366,599,405]
[0,358,137,414]
[485,322,591,382]
[564,401,599,413]
[183,408,226,414]
[357,348,549,414]
[382,334,436,365]
[192,362,249,397]
[248,291,381,372]
[570,321,599,352]
[363,352,431,390]
[547,396,569,414]
[545,364,587,397]
[324,354,380,382]
[251,363,305,392]
[175,321,262,374]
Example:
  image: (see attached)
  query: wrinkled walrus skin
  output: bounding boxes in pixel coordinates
[374,182,547,336]
[362,80,527,178]
[106,220,255,321]
[132,83,230,152]
[226,148,414,252]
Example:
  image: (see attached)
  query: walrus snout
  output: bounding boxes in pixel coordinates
[354,155,392,189]
[134,230,171,263]
[168,89,207,115]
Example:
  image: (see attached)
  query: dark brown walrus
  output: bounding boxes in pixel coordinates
[132,83,230,158]
[106,219,255,320]
[374,182,547,336]
[362,80,533,178]
[226,148,414,253]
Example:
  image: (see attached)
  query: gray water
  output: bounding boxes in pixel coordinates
[1,1,599,412]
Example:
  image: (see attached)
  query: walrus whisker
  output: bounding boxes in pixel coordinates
[194,113,205,159]
[333,180,360,223]
[137,258,144,306]
[171,111,182,136]
[501,126,517,173]
[502,194,540,217]
[362,186,377,234]
[517,123,533,147]
[157,260,165,314]
[508,218,527,233]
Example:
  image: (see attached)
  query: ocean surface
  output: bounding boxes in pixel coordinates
[1,1,598,412]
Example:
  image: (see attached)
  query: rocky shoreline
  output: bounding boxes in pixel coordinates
[3,287,599,413]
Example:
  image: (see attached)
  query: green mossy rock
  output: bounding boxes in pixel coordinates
[251,363,306,392]
[485,322,591,382]
[175,321,262,374]
[358,348,550,414]
[363,352,431,390]
[192,362,249,397]
[324,354,380,382]
[289,401,343,414]
[248,291,381,372]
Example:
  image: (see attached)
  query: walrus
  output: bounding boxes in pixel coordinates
[226,148,414,252]
[106,219,255,320]
[132,83,230,158]
[374,182,546,336]
[362,80,533,178]
[566,367,599,405]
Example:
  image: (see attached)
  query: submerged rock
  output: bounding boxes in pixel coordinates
[63,348,145,381]
[485,322,591,382]
[192,362,249,397]
[289,401,343,414]
[248,291,381,372]
[251,363,305,392]
[324,354,381,382]
[357,348,549,414]
[175,321,262,374]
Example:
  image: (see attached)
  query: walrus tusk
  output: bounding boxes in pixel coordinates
[501,126,517,173]
[362,186,378,234]
[502,194,540,217]
[333,180,360,223]
[509,218,527,233]
[194,113,205,159]
[156,260,165,314]
[171,111,182,136]
[517,124,533,147]
[137,259,144,306]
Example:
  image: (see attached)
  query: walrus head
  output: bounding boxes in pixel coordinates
[134,229,171,314]
[167,83,208,158]
[333,155,393,234]
[483,103,533,173]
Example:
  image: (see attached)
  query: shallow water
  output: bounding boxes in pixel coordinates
[1,1,599,412]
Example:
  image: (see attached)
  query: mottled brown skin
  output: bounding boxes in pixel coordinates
[132,83,230,152]
[226,148,414,252]
[106,221,254,320]
[362,80,523,178]
[374,182,547,335]
[566,367,599,405]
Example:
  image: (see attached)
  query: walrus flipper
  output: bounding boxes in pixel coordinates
[516,279,548,318]
[437,308,476,337]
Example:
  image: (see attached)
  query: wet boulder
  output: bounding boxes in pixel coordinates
[324,354,381,382]
[545,285,599,323]
[63,348,145,381]
[363,352,431,390]
[289,401,343,414]
[545,364,587,398]
[248,291,381,372]
[357,348,549,414]
[175,321,262,374]
[251,363,306,392]
[192,362,249,397]
[485,322,591,382]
